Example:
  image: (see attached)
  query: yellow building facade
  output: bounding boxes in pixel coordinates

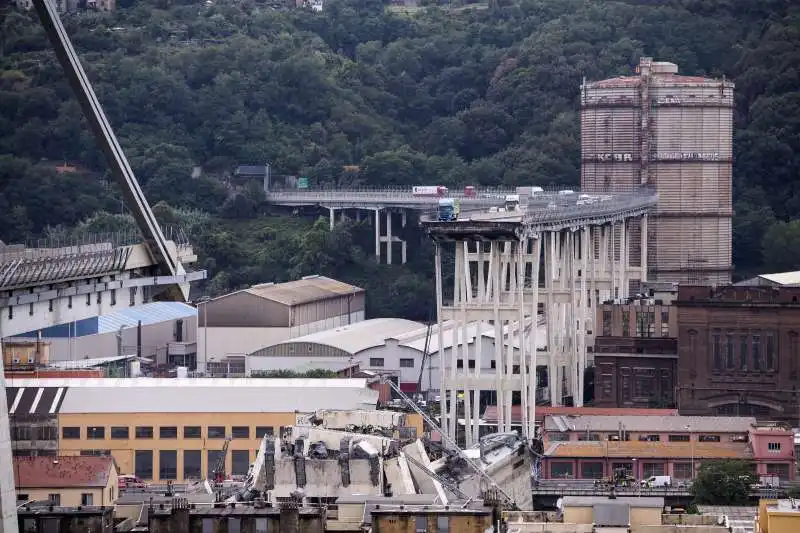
[57,411,298,482]
[757,499,800,533]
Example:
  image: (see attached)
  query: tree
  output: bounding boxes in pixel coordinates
[762,220,800,273]
[691,460,756,505]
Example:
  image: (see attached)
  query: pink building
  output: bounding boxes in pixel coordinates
[540,415,795,481]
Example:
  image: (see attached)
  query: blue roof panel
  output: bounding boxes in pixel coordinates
[96,302,197,334]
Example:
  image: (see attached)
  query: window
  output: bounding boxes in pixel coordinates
[255,427,274,438]
[673,462,693,479]
[399,358,415,368]
[668,434,690,442]
[712,331,721,370]
[229,518,242,533]
[548,432,569,442]
[87,426,105,439]
[753,332,762,371]
[17,494,28,502]
[48,493,60,506]
[135,450,153,479]
[643,462,666,477]
[184,426,201,439]
[660,310,670,337]
[110,289,116,306]
[135,426,153,439]
[581,461,604,479]
[468,359,476,369]
[456,359,464,369]
[110,427,129,439]
[550,462,574,478]
[636,311,655,337]
[638,434,660,442]
[129,287,136,306]
[231,426,250,439]
[578,433,600,441]
[369,358,384,367]
[208,426,226,439]
[740,335,748,370]
[766,333,776,371]
[622,311,630,336]
[699,435,720,443]
[81,493,93,506]
[436,516,450,533]
[184,450,202,480]
[602,310,612,336]
[726,333,735,369]
[415,516,427,533]
[232,450,250,476]
[208,450,224,478]
[159,427,178,439]
[768,442,782,452]
[80,450,111,456]
[159,450,178,480]
[41,519,59,533]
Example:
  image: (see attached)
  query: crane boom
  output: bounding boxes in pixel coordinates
[379,375,519,509]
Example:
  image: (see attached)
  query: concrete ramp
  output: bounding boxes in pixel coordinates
[401,439,448,504]
[384,455,416,496]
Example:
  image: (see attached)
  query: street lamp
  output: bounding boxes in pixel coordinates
[686,424,694,480]
[197,296,211,374]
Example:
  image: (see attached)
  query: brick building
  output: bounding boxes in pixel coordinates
[592,288,679,408]
[675,285,800,424]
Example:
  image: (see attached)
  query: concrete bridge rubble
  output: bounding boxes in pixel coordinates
[225,409,534,510]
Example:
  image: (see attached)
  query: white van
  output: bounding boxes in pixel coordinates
[641,475,672,488]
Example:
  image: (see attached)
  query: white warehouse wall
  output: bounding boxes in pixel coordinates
[198,311,364,370]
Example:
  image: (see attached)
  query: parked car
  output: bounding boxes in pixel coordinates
[118,474,146,489]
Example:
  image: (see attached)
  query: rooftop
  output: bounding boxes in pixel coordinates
[14,456,114,489]
[14,302,197,338]
[260,318,423,356]
[544,414,757,433]
[483,406,678,423]
[5,378,378,414]
[562,496,665,508]
[226,275,363,307]
[545,440,752,459]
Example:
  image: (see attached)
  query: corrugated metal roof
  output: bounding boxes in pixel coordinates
[7,378,378,414]
[543,415,756,433]
[244,276,364,306]
[758,271,800,286]
[483,406,677,423]
[271,318,424,356]
[49,355,143,369]
[548,441,752,459]
[97,302,196,334]
[248,357,358,374]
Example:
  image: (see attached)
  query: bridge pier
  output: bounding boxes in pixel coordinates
[423,195,655,444]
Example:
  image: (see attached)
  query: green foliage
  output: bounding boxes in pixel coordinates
[691,460,756,506]
[1,0,799,317]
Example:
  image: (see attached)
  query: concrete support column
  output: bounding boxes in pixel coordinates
[545,232,557,406]
[0,336,18,532]
[329,207,336,231]
[620,219,628,298]
[401,211,408,265]
[386,211,393,265]
[492,241,505,433]
[374,209,381,262]
[528,236,541,439]
[434,243,447,447]
[641,214,649,284]
[608,223,619,300]
[577,226,589,407]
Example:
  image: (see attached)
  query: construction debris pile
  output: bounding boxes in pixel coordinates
[225,408,534,511]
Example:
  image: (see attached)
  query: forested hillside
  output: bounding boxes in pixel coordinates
[0,0,798,317]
